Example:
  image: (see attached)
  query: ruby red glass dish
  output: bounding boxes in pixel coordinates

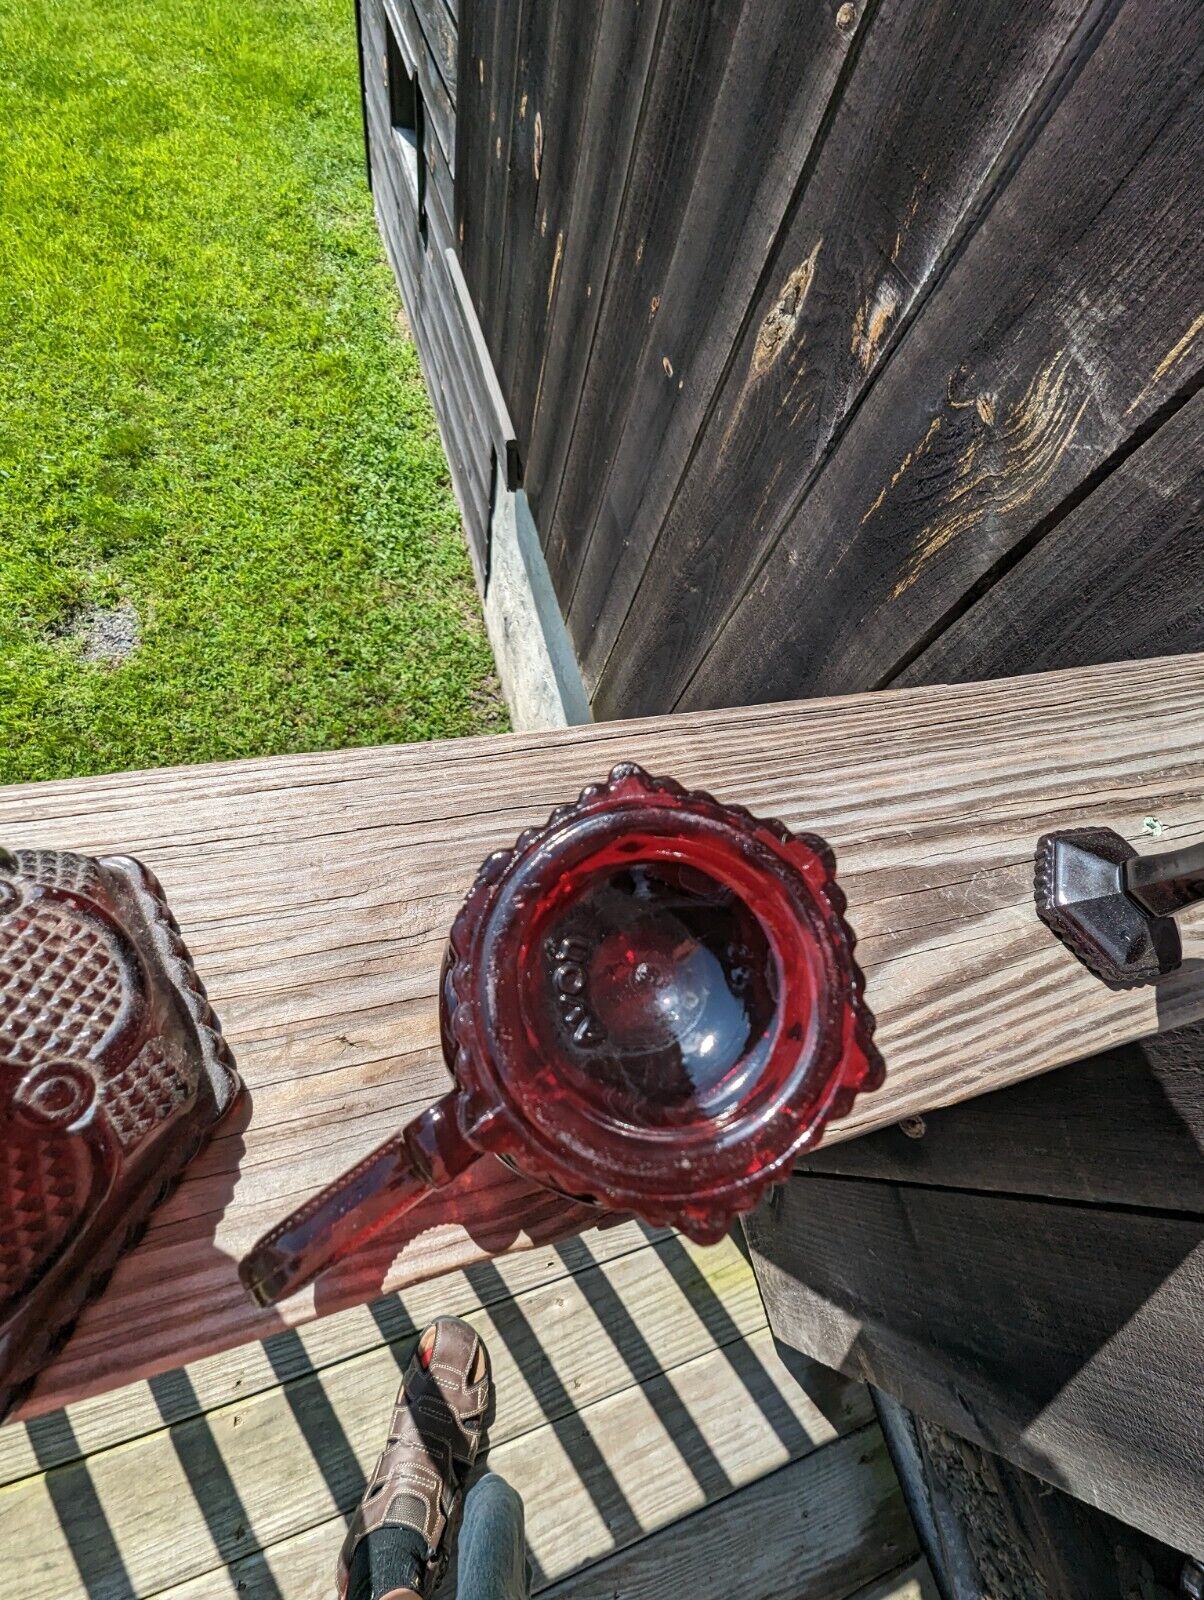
[0,848,241,1419]
[239,765,883,1306]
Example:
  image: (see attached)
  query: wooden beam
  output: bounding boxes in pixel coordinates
[744,1174,1204,1553]
[2,652,1203,1415]
[536,1433,921,1600]
[799,1025,1204,1212]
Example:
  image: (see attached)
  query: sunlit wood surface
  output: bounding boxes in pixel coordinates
[1,653,1201,1416]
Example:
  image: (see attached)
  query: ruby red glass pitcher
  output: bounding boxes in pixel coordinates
[239,765,882,1306]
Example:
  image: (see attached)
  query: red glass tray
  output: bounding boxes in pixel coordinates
[240,765,882,1306]
[0,849,241,1418]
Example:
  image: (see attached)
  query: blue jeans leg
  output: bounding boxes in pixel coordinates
[456,1473,531,1600]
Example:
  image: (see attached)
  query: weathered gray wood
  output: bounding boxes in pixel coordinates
[745,1175,1204,1553]
[539,1432,921,1600]
[381,0,454,179]
[369,104,491,571]
[0,1220,664,1486]
[472,0,528,357]
[497,0,604,447]
[485,0,568,437]
[800,1024,1204,1212]
[411,0,456,102]
[588,0,1101,715]
[3,655,1203,1416]
[445,245,520,490]
[562,0,867,687]
[897,382,1204,688]
[542,0,749,603]
[681,0,1204,713]
[360,22,494,574]
[7,1324,869,1600]
[452,0,488,270]
[8,1242,856,1599]
[369,96,485,550]
[151,1428,908,1600]
[520,0,664,557]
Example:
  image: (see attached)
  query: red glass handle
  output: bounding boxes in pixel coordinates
[238,1093,478,1306]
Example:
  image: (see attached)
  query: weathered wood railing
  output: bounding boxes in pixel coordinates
[3,652,1202,1417]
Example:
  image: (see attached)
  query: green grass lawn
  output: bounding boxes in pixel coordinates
[0,0,506,784]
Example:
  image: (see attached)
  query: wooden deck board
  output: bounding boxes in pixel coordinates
[0,1219,667,1487]
[3,653,1202,1416]
[0,1234,916,1599]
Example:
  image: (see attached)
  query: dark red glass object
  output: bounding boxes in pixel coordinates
[0,848,241,1419]
[240,765,882,1307]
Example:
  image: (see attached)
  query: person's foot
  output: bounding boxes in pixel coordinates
[337,1317,491,1600]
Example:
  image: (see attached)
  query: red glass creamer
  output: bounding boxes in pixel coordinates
[239,765,883,1306]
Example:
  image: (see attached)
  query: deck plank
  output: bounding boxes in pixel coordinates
[3,653,1202,1415]
[1,1244,882,1599]
[147,1431,918,1600]
[145,1367,886,1600]
[0,1220,666,1487]
[746,1172,1204,1553]
[540,1434,921,1600]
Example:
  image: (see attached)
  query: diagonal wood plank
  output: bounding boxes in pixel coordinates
[746,1172,1204,1552]
[587,0,1095,711]
[679,0,1204,710]
[2,652,1202,1416]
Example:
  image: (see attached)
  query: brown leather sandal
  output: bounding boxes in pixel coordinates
[337,1317,491,1599]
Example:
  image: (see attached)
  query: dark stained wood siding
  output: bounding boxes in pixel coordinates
[896,384,1204,686]
[676,0,1204,713]
[359,0,514,583]
[451,0,1203,717]
[744,1157,1204,1555]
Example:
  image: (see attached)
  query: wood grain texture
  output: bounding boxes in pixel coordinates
[0,1218,665,1486]
[361,0,495,575]
[3,652,1203,1415]
[495,0,604,448]
[382,0,454,179]
[369,116,491,572]
[680,0,1204,713]
[745,1174,1204,1552]
[893,1407,1186,1600]
[592,0,1100,716]
[520,0,665,553]
[452,0,487,271]
[563,0,864,690]
[411,0,456,102]
[445,244,521,491]
[11,1329,872,1599]
[896,382,1204,688]
[145,1426,910,1600]
[477,0,556,416]
[473,0,529,359]
[542,0,746,601]
[799,1024,1204,1212]
[538,1434,920,1600]
[8,1239,866,1598]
